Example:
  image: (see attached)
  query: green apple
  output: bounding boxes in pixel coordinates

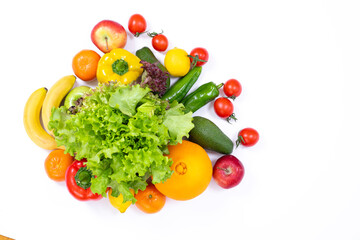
[64,86,91,109]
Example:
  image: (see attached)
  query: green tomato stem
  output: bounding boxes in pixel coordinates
[226,113,237,123]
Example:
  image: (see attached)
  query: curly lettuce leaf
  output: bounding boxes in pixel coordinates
[109,84,150,116]
[163,101,194,144]
[49,83,193,203]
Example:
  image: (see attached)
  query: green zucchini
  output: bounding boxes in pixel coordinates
[189,116,233,154]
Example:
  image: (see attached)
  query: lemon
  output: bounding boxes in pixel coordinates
[164,47,191,77]
[108,189,135,213]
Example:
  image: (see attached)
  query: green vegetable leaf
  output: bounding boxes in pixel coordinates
[163,101,194,144]
[108,180,137,203]
[109,84,150,116]
[48,83,193,203]
[90,175,110,197]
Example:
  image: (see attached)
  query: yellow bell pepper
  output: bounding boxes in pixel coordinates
[108,189,135,213]
[96,48,143,84]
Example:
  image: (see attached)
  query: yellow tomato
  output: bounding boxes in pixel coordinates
[164,47,191,77]
[155,140,212,201]
[108,189,135,213]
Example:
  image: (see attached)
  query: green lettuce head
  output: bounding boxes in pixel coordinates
[49,82,194,203]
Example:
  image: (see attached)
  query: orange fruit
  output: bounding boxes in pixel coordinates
[72,49,101,81]
[135,183,166,214]
[155,140,212,201]
[44,149,74,181]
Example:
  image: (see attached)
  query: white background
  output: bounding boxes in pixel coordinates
[0,0,359,239]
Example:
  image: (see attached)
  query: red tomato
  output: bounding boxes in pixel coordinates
[189,47,209,67]
[224,79,242,99]
[214,97,237,122]
[152,34,168,52]
[236,128,259,147]
[128,14,147,37]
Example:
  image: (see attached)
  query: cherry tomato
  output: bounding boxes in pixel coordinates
[214,97,237,122]
[189,47,209,67]
[152,34,168,52]
[128,14,147,37]
[236,128,259,147]
[224,79,242,99]
[135,183,166,214]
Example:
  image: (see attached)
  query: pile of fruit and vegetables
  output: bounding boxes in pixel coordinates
[23,14,259,214]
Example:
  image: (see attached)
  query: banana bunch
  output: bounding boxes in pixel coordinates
[23,75,76,150]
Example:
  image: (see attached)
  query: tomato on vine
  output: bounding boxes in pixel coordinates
[236,128,259,147]
[214,97,237,122]
[224,79,242,99]
[128,14,147,37]
[189,47,209,67]
[148,31,168,52]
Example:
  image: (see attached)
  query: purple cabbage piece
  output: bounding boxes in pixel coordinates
[139,60,169,97]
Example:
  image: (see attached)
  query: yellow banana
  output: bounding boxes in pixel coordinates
[41,75,76,135]
[23,87,59,150]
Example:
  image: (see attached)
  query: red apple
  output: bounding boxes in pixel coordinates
[213,155,244,189]
[91,20,127,53]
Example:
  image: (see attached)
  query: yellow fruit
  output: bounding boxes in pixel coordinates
[23,87,59,150]
[41,75,76,135]
[108,189,135,213]
[164,47,191,77]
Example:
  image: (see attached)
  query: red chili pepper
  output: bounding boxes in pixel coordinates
[65,159,102,201]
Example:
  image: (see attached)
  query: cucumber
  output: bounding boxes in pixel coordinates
[189,116,233,154]
[136,47,170,88]
[161,66,202,103]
